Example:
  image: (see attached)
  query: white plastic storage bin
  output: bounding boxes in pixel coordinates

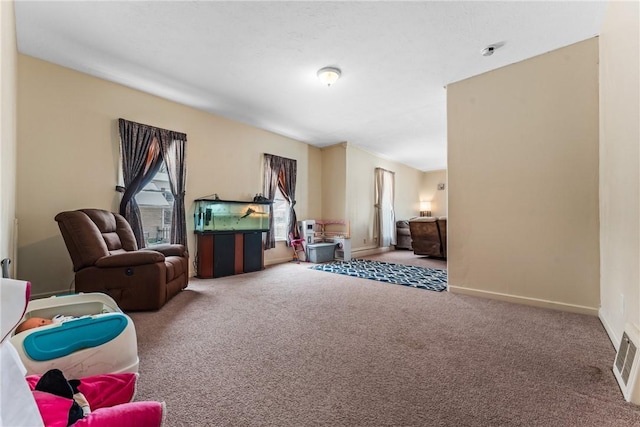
[10,292,139,379]
[307,242,337,263]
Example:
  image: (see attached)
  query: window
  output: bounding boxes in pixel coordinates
[117,118,188,248]
[375,167,396,247]
[272,186,290,241]
[135,161,174,247]
[263,153,297,249]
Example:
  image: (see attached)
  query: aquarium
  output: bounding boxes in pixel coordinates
[193,198,272,232]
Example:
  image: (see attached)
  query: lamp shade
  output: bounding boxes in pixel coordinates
[317,67,341,86]
[419,201,432,217]
[420,201,432,212]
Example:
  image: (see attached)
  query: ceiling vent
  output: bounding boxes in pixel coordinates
[613,325,640,403]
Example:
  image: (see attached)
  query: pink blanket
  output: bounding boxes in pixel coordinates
[27,370,165,426]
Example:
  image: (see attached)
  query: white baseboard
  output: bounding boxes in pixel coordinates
[448,285,599,316]
[352,246,391,258]
[599,309,620,351]
[264,246,390,265]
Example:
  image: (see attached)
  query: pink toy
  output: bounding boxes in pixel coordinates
[0,278,166,426]
[289,232,306,263]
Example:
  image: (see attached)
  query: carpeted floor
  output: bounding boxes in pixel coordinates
[128,251,640,426]
[309,259,447,291]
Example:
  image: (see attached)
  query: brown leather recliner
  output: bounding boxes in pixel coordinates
[55,209,189,311]
[409,217,446,259]
[395,220,413,250]
[437,216,447,258]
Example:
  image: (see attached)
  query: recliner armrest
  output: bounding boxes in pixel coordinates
[143,244,186,257]
[95,251,165,268]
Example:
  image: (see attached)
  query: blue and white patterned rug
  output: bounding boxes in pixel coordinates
[309,259,447,292]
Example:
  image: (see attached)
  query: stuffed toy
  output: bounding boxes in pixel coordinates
[34,369,90,426]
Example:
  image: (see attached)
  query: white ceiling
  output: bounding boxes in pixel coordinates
[14,1,607,171]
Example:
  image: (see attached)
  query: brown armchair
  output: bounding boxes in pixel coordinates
[409,217,447,259]
[437,216,447,258]
[395,220,413,250]
[55,209,189,311]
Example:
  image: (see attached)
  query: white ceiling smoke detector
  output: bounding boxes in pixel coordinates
[481,46,495,56]
[481,42,505,57]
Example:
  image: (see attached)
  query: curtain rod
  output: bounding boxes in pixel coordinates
[375,167,395,174]
[118,118,187,140]
[264,153,296,162]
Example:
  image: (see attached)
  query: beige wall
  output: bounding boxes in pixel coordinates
[346,144,423,251]
[447,38,600,314]
[599,0,640,345]
[0,0,17,279]
[317,142,424,252]
[320,143,347,222]
[421,170,447,217]
[16,55,322,296]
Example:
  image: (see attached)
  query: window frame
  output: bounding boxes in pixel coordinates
[134,160,174,247]
[272,186,290,242]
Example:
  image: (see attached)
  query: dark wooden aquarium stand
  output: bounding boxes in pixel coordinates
[195,231,264,279]
[193,198,271,279]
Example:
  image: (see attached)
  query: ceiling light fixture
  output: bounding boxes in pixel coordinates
[317,67,341,87]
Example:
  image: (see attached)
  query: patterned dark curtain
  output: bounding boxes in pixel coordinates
[278,159,298,242]
[263,154,297,250]
[263,154,283,249]
[117,118,187,248]
[117,119,163,247]
[158,129,188,246]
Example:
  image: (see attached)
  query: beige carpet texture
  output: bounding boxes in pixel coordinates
[129,252,640,426]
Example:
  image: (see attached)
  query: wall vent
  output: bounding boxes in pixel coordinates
[613,325,640,404]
